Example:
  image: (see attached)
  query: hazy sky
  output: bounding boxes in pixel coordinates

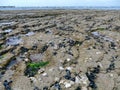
[0,0,120,7]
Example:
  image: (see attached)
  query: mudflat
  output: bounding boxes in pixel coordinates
[0,10,120,90]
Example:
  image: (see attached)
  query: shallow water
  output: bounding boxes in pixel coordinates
[6,59,17,69]
[6,36,22,46]
[25,31,35,36]
[4,29,12,33]
[0,22,14,26]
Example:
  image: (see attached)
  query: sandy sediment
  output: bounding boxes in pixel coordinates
[0,10,120,90]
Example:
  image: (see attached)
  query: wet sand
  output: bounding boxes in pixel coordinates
[0,10,120,90]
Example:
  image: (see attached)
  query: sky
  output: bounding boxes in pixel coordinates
[0,0,120,7]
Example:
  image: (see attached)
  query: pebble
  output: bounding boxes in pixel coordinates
[42,73,48,77]
[49,68,54,72]
[59,80,65,84]
[30,77,37,83]
[109,73,114,77]
[54,77,60,82]
[38,68,45,74]
[59,66,64,71]
[97,62,103,68]
[53,44,59,50]
[96,52,101,55]
[24,58,29,62]
[3,80,12,90]
[67,58,71,62]
[66,67,73,71]
[81,87,87,90]
[64,82,72,88]
[69,81,75,85]
[75,76,81,84]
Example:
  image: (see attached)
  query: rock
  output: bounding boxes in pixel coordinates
[24,58,29,62]
[64,82,72,88]
[59,66,64,71]
[54,77,60,82]
[96,73,114,90]
[12,76,33,90]
[6,36,22,46]
[75,75,89,86]
[54,82,61,90]
[66,67,73,71]
[25,32,35,36]
[30,53,43,62]
[67,58,71,62]
[30,77,37,83]
[0,53,14,69]
[42,73,48,77]
[38,68,45,74]
[3,80,12,90]
[53,44,59,50]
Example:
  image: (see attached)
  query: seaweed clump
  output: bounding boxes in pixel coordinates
[25,61,49,77]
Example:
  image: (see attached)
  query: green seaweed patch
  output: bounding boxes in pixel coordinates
[25,61,49,77]
[0,45,2,50]
[97,28,105,31]
[27,61,49,70]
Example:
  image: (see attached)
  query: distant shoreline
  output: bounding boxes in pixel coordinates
[0,6,15,8]
[0,6,120,10]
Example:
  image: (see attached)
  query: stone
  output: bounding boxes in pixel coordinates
[42,73,48,77]
[30,77,37,83]
[59,66,64,71]
[96,74,114,90]
[30,53,43,62]
[64,82,72,88]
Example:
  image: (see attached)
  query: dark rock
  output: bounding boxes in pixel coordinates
[54,82,61,90]
[34,86,40,90]
[20,47,29,53]
[86,72,96,82]
[89,81,97,89]
[53,52,57,56]
[24,67,38,77]
[92,65,100,74]
[70,77,76,82]
[58,43,65,48]
[86,71,97,89]
[75,86,81,90]
[85,36,91,40]
[43,86,48,90]
[67,51,74,56]
[106,62,115,72]
[3,80,12,90]
[40,45,48,53]
[64,69,71,80]
[68,40,75,46]
[32,45,38,50]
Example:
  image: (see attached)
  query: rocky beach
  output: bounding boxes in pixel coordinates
[0,10,120,90]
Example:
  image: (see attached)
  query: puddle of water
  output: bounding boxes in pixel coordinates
[4,29,12,33]
[0,34,3,39]
[25,31,35,36]
[92,31,114,42]
[17,13,34,15]
[7,59,17,69]
[103,37,113,42]
[6,36,22,46]
[92,32,100,37]
[0,22,14,26]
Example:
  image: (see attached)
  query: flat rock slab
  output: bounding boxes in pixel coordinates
[96,73,114,90]
[12,76,33,90]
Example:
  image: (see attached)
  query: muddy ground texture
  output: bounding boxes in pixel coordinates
[0,10,120,90]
